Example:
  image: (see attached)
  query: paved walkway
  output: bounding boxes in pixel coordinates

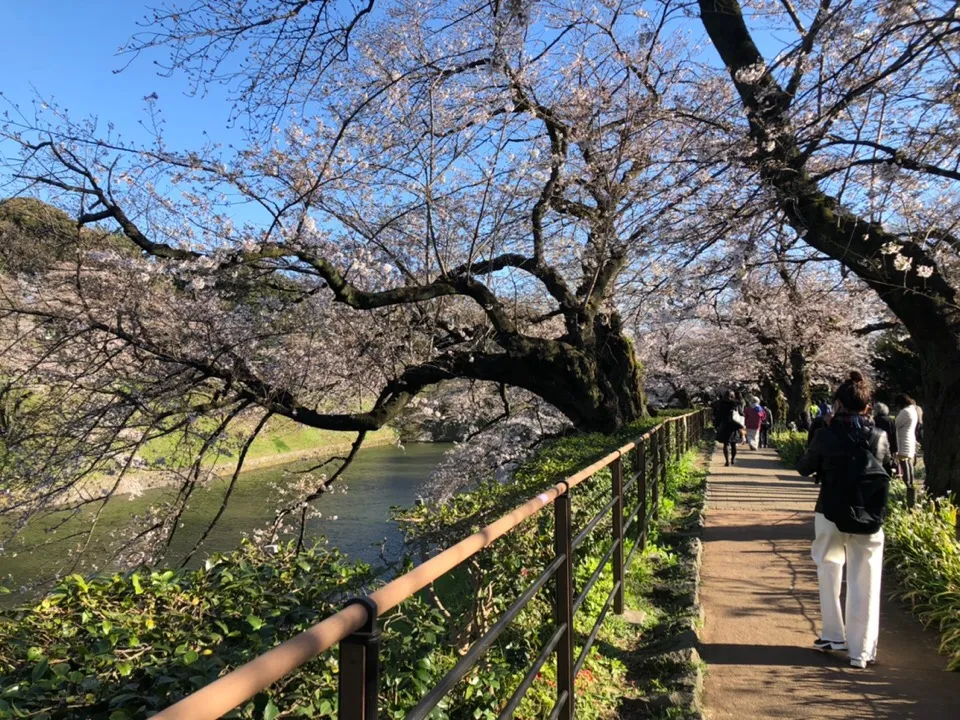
[700,447,960,719]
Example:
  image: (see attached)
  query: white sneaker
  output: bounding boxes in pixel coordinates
[813,638,847,652]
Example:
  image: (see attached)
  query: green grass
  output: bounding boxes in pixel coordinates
[618,446,709,719]
[138,415,397,469]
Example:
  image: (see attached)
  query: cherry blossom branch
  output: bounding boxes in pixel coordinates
[810,137,960,183]
[178,411,274,568]
[698,0,958,312]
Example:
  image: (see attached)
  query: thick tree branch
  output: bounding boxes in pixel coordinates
[853,321,899,337]
[813,137,960,183]
[698,0,959,321]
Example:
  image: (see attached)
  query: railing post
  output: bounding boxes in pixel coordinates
[676,418,682,456]
[667,420,680,460]
[676,419,682,462]
[637,440,647,549]
[651,428,661,521]
[612,455,624,614]
[554,489,575,720]
[665,420,672,463]
[659,424,668,496]
[338,597,380,720]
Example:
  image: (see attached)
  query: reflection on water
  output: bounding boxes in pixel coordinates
[0,443,451,599]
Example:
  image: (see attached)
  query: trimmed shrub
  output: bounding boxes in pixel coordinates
[770,429,806,469]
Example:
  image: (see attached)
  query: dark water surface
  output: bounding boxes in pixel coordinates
[0,443,451,600]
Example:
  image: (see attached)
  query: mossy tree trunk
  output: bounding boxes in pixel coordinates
[785,349,811,428]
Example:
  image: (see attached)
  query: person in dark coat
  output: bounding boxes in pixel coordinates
[873,402,898,458]
[759,400,774,449]
[806,404,834,484]
[817,398,831,418]
[712,390,742,467]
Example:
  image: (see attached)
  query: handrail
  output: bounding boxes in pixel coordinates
[154,409,708,720]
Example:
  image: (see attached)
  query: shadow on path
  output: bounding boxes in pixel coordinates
[700,447,960,720]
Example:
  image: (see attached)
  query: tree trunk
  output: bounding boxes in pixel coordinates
[697,0,960,497]
[917,344,960,499]
[472,312,648,434]
[786,349,810,428]
[536,312,647,433]
[590,312,647,429]
[669,386,693,409]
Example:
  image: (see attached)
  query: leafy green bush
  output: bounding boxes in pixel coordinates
[0,412,703,718]
[393,413,699,719]
[770,429,806,469]
[0,541,376,718]
[884,484,960,671]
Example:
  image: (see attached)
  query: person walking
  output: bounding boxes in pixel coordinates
[744,396,765,450]
[817,398,831,418]
[797,371,892,669]
[759,400,774,449]
[915,402,924,450]
[873,403,898,459]
[807,405,834,446]
[712,390,743,467]
[805,404,834,485]
[894,393,920,505]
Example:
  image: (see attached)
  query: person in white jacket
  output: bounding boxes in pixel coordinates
[894,394,920,504]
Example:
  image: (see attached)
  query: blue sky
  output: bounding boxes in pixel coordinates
[0,1,241,151]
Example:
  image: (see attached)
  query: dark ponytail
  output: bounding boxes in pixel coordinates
[834,370,872,413]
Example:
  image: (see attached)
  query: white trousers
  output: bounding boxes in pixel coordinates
[811,513,884,662]
[745,428,760,450]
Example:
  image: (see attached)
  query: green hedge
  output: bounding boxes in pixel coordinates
[884,485,960,671]
[0,412,703,718]
[770,429,806,469]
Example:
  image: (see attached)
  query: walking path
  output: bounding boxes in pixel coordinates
[699,447,960,719]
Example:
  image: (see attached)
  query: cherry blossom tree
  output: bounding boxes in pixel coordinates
[0,0,737,556]
[636,306,759,407]
[744,279,884,419]
[698,0,960,495]
[638,253,886,422]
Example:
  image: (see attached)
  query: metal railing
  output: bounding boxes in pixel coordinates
[155,409,710,720]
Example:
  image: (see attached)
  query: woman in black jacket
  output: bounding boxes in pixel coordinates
[796,371,891,669]
[712,390,742,467]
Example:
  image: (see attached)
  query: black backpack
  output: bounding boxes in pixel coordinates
[822,431,890,534]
